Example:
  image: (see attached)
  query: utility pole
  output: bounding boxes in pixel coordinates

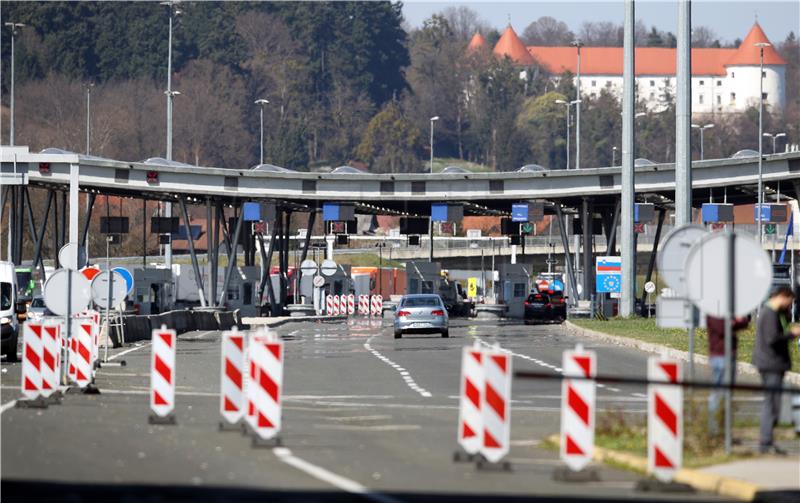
[161,1,181,271]
[429,116,439,173]
[620,0,636,317]
[571,40,584,170]
[675,0,692,227]
[5,22,25,146]
[756,42,770,245]
[255,99,269,165]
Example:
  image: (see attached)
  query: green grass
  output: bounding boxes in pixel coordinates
[571,317,800,373]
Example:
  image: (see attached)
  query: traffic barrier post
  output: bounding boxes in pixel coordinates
[370,295,383,317]
[149,325,177,424]
[326,294,334,316]
[339,295,347,317]
[41,320,62,401]
[556,345,598,481]
[219,328,246,430]
[647,357,682,483]
[347,294,355,316]
[478,345,511,469]
[455,343,483,461]
[20,323,45,402]
[358,295,369,316]
[247,328,284,446]
[69,318,95,392]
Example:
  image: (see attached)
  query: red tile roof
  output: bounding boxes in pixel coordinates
[493,26,535,66]
[467,32,487,53]
[484,23,787,76]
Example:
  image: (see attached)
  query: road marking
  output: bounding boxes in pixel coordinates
[273,447,399,503]
[314,424,422,431]
[181,330,215,341]
[0,400,17,415]
[364,335,432,398]
[325,415,393,422]
[107,342,151,361]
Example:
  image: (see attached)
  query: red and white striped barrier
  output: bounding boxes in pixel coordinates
[647,357,682,482]
[370,295,383,317]
[21,323,44,399]
[41,320,61,396]
[69,318,94,388]
[347,294,355,315]
[247,330,284,441]
[358,295,369,315]
[150,326,177,420]
[333,295,341,316]
[457,343,484,455]
[326,294,334,315]
[339,295,347,317]
[220,328,246,425]
[560,345,596,471]
[480,345,511,464]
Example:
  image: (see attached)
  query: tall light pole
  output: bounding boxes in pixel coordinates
[255,99,269,165]
[755,41,770,245]
[691,123,714,160]
[429,116,439,173]
[161,1,181,270]
[555,99,580,169]
[620,1,635,317]
[571,40,584,170]
[85,83,95,155]
[763,132,786,154]
[5,22,25,146]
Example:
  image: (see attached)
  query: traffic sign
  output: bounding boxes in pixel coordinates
[644,281,656,294]
[657,225,708,297]
[684,231,772,317]
[596,256,622,293]
[43,269,92,316]
[312,275,325,288]
[58,243,87,270]
[764,224,776,235]
[467,278,478,298]
[300,259,317,275]
[320,259,337,276]
[90,270,128,309]
[112,267,134,295]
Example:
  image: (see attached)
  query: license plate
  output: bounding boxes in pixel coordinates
[410,322,431,329]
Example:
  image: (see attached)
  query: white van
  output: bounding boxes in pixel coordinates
[1,261,19,361]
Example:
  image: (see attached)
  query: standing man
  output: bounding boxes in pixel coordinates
[753,287,800,455]
[706,314,751,435]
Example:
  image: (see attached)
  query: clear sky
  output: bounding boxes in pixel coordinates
[401,1,800,44]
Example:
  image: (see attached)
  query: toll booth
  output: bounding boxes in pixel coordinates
[497,263,531,318]
[134,268,173,315]
[224,266,260,316]
[406,261,442,295]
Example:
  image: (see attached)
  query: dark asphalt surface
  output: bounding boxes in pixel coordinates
[1,318,736,502]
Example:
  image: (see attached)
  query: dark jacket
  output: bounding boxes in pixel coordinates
[753,305,793,372]
[707,316,750,357]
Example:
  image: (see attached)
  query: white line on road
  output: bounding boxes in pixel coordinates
[273,447,400,503]
[107,342,151,361]
[0,400,17,415]
[364,335,432,398]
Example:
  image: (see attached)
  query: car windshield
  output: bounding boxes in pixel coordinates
[402,297,440,307]
[31,298,45,308]
[1,283,11,310]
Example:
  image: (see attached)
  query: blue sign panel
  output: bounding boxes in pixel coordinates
[596,274,621,293]
[702,203,734,223]
[322,203,340,222]
[243,202,261,222]
[431,204,449,222]
[111,267,134,294]
[511,203,529,222]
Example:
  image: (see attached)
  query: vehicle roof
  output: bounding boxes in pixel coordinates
[401,294,442,298]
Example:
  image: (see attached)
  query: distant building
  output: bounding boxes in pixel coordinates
[473,23,786,114]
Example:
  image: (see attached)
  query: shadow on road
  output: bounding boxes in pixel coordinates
[0,480,730,503]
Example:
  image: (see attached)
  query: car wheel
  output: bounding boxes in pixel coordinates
[394,330,402,339]
[441,329,449,338]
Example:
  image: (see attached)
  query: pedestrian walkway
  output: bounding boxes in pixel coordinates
[699,456,800,490]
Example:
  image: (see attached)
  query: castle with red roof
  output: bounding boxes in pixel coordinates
[468,23,786,114]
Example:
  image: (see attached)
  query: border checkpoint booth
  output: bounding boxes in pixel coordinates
[497,263,532,318]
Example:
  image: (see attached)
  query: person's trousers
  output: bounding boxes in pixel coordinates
[759,371,785,449]
[708,355,736,434]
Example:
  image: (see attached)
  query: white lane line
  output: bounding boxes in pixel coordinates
[0,400,17,415]
[107,342,151,361]
[314,424,422,432]
[364,335,432,398]
[181,330,215,341]
[273,447,400,503]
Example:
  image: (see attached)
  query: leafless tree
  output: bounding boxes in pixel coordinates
[522,16,575,46]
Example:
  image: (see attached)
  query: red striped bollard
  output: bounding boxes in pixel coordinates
[149,325,177,424]
[479,345,511,469]
[370,295,383,317]
[69,318,94,391]
[20,322,44,404]
[455,343,484,461]
[41,319,62,400]
[358,295,369,315]
[247,329,284,446]
[347,294,355,315]
[647,357,682,482]
[326,294,334,316]
[219,328,246,430]
[559,345,597,474]
[339,295,347,316]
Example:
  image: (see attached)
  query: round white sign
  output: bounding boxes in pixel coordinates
[313,275,325,288]
[90,270,129,309]
[58,243,87,270]
[644,281,656,294]
[657,224,708,297]
[684,231,772,317]
[320,259,338,276]
[43,269,92,316]
[300,259,318,275]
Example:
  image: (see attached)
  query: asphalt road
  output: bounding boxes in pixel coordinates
[1,318,738,502]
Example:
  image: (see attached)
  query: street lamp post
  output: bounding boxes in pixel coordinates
[429,116,439,173]
[755,41,771,245]
[85,83,94,155]
[571,40,584,170]
[161,1,181,270]
[763,132,786,154]
[691,123,714,160]
[255,99,270,165]
[5,22,25,146]
[555,99,580,169]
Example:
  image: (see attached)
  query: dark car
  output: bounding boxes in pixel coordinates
[524,290,567,324]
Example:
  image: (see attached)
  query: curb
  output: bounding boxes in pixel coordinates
[242,315,350,328]
[563,321,800,386]
[545,434,761,501]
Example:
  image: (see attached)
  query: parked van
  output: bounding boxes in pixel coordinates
[1,261,19,361]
